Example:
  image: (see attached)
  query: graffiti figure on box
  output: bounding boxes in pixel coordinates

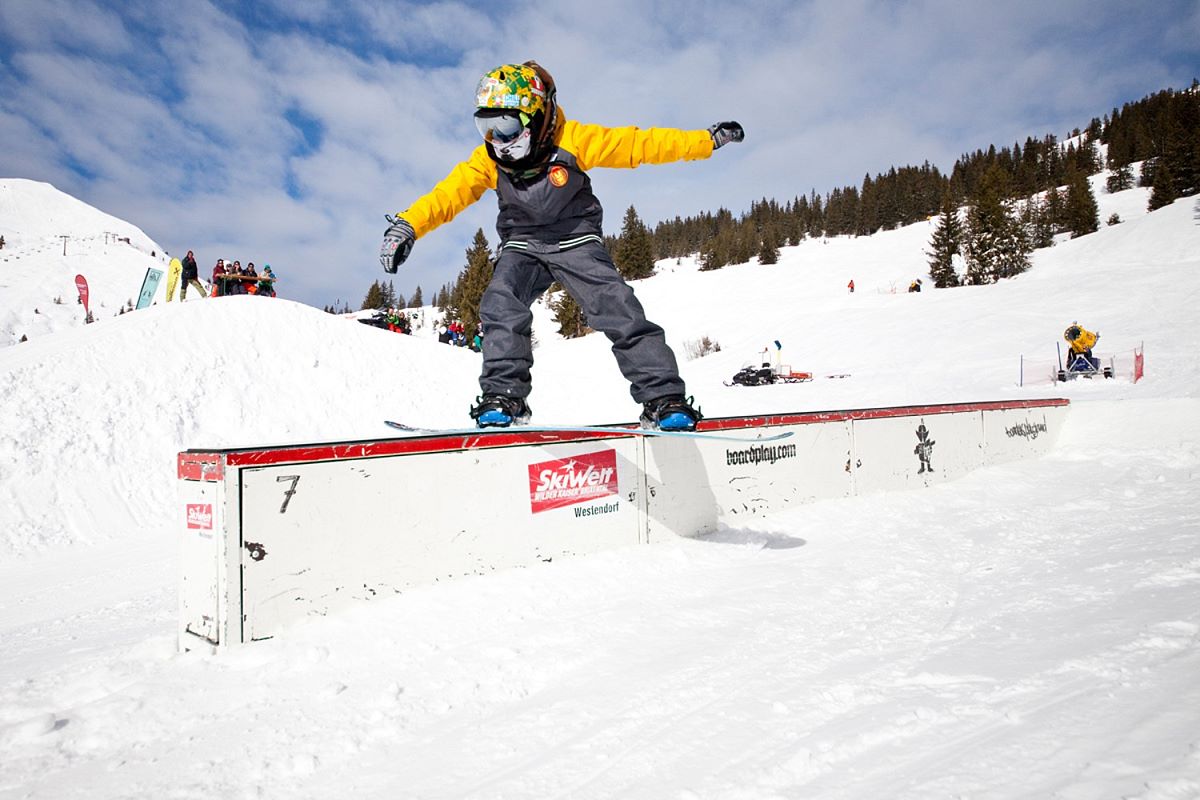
[914,423,936,474]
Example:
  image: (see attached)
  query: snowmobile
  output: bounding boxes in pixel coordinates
[724,342,814,386]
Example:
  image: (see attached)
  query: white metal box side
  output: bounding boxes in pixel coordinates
[177,453,229,647]
[849,409,986,496]
[980,403,1068,463]
[639,435,723,543]
[235,438,642,641]
[176,401,1069,647]
[641,422,854,541]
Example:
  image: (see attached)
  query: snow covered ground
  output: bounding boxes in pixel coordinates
[1,177,1198,798]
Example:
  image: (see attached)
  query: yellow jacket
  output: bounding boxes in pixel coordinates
[398,109,713,244]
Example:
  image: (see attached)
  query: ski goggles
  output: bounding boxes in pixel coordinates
[474,110,528,144]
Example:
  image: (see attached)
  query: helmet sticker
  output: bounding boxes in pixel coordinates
[475,64,547,114]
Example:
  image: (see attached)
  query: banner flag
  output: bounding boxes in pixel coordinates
[136,267,164,310]
[74,274,89,314]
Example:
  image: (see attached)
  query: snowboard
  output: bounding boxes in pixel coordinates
[384,420,794,443]
[165,258,182,302]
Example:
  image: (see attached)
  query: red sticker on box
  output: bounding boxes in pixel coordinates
[186,503,213,530]
[528,450,618,513]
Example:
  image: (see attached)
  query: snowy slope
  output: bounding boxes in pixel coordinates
[0,179,180,347]
[1,179,1198,798]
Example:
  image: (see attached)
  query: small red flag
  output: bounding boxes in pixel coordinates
[74,274,90,315]
[74,274,90,314]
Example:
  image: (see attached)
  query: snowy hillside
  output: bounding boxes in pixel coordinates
[1,179,1199,798]
[0,179,176,347]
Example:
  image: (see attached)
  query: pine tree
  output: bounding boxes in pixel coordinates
[409,285,424,308]
[1065,171,1099,238]
[549,284,589,338]
[450,229,495,334]
[963,166,1030,284]
[731,223,758,265]
[1043,185,1065,234]
[1148,160,1178,211]
[1105,164,1133,193]
[699,230,730,271]
[1025,194,1055,250]
[756,225,780,265]
[361,280,387,309]
[1074,139,1100,175]
[613,206,655,280]
[926,191,962,288]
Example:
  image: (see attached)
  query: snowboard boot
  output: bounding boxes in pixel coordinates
[640,395,702,432]
[470,394,531,428]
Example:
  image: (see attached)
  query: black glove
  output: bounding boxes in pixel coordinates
[380,215,415,273]
[709,121,744,149]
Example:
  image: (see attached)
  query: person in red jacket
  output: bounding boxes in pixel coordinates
[211,259,226,297]
[379,61,743,430]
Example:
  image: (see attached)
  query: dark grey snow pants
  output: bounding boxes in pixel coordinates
[478,240,685,403]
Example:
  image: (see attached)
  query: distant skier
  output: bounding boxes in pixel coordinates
[379,61,744,430]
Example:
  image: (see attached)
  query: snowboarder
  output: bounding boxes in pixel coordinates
[379,61,744,430]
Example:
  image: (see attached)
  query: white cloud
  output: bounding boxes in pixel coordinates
[0,0,1196,307]
[0,0,131,55]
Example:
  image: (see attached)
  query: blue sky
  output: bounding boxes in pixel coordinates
[1,0,1197,308]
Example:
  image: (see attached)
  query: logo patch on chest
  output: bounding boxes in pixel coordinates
[548,164,568,187]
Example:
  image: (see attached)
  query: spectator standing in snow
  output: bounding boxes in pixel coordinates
[180,250,207,299]
[182,250,198,280]
[847,279,855,293]
[379,60,742,430]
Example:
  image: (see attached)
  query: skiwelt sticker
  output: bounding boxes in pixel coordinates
[186,503,214,530]
[529,450,619,513]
